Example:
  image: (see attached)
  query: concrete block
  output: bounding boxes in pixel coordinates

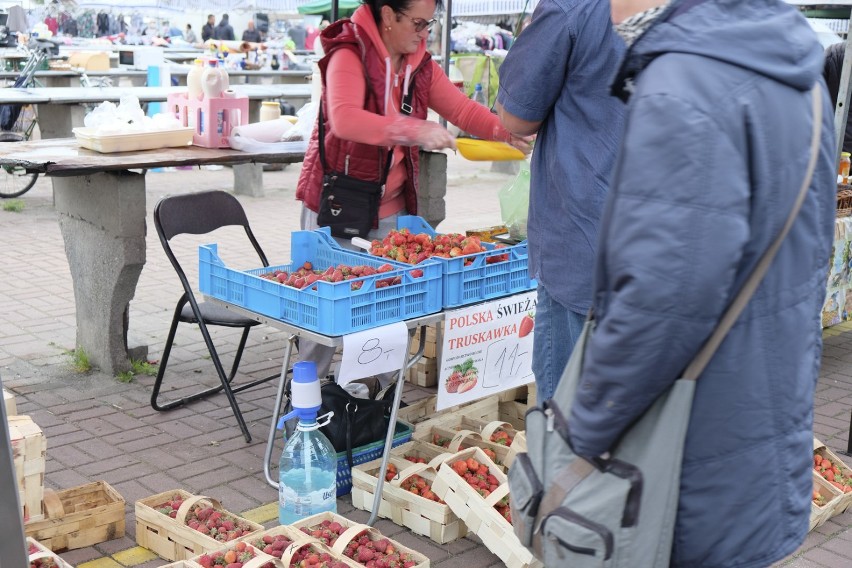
[418,150,448,200]
[233,163,264,197]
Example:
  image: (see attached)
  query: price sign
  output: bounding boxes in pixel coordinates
[338,321,408,385]
[437,291,536,410]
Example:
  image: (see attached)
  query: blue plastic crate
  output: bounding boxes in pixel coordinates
[198,230,442,336]
[336,420,413,496]
[353,216,535,308]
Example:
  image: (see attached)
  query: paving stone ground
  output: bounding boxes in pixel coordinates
[1,154,851,567]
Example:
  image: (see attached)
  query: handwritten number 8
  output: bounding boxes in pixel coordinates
[358,338,383,365]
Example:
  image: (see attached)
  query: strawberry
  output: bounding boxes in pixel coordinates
[519,313,535,338]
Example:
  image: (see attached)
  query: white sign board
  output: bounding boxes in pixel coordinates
[338,321,408,385]
[437,291,537,410]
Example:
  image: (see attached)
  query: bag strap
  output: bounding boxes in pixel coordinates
[317,84,416,184]
[682,83,823,381]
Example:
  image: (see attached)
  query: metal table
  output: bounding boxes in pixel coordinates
[208,298,444,526]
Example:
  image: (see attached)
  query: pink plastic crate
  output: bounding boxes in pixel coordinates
[167,92,248,148]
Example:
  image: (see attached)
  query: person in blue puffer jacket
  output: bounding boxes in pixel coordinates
[567,0,836,566]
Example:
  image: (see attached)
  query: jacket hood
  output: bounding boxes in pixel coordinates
[615,0,824,98]
[322,5,429,115]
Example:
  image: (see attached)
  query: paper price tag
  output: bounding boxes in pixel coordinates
[338,321,408,385]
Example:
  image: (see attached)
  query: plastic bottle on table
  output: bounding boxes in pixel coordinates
[187,59,204,101]
[201,59,225,98]
[277,361,337,525]
[472,82,487,106]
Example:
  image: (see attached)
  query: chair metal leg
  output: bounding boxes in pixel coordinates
[151,297,279,443]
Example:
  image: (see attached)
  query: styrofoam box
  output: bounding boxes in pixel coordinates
[73,127,194,153]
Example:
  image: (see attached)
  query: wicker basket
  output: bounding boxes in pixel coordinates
[837,185,852,218]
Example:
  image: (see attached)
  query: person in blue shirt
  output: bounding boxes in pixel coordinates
[496,0,626,402]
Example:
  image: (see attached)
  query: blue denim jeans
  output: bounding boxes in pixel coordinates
[532,284,586,403]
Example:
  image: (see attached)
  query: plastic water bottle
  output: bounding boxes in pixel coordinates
[472,83,487,106]
[277,361,337,525]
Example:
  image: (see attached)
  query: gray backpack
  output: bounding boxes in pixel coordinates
[507,84,822,567]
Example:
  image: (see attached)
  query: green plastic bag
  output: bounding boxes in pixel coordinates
[499,161,531,240]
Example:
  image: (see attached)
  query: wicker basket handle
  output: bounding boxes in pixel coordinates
[330,524,375,556]
[389,462,436,487]
[241,554,277,568]
[281,540,321,567]
[448,429,482,453]
[176,494,223,525]
[483,482,510,507]
[42,488,65,519]
[28,551,59,562]
[427,452,455,469]
[480,420,515,441]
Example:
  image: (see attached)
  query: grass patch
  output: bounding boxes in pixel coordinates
[65,348,92,373]
[2,200,24,212]
[115,359,159,383]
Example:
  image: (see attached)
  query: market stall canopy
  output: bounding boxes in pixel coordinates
[297,0,361,17]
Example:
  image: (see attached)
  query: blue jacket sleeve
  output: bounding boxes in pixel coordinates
[568,92,751,457]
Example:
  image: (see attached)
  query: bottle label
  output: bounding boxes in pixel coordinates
[279,483,336,516]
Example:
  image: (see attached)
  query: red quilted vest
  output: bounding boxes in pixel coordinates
[295,18,433,218]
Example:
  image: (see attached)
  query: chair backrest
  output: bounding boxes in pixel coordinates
[153,190,269,296]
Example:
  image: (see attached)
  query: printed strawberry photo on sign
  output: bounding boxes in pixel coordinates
[518,312,535,338]
[445,358,478,394]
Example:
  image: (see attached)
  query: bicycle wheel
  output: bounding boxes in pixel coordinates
[0,132,38,198]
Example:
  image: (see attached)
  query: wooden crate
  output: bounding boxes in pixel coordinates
[413,416,519,469]
[351,442,467,544]
[9,415,46,523]
[432,447,541,568]
[813,443,852,513]
[135,489,263,561]
[187,541,279,568]
[27,537,75,568]
[496,383,536,430]
[279,540,361,568]
[505,431,526,469]
[292,511,430,567]
[397,395,487,427]
[238,524,316,559]
[811,471,845,531]
[25,481,125,551]
[4,387,16,416]
[406,356,438,388]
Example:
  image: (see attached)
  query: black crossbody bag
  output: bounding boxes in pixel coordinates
[316,88,414,238]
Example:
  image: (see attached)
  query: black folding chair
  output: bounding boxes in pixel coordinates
[151,190,278,442]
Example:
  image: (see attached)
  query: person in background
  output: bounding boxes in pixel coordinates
[289,22,307,50]
[567,0,834,565]
[495,0,626,402]
[295,0,531,380]
[242,20,262,43]
[823,42,852,153]
[214,14,235,41]
[201,14,215,42]
[184,23,198,44]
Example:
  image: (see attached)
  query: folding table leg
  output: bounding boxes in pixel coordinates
[265,334,297,488]
[368,325,427,526]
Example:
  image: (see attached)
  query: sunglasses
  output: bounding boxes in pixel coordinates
[397,11,437,33]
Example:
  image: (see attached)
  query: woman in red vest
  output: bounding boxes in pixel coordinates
[297,0,529,379]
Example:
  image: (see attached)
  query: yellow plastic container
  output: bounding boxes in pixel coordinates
[456,138,524,161]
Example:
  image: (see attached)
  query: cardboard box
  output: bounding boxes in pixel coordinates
[67,51,109,71]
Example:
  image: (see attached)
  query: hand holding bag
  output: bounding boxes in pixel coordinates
[508,84,824,567]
